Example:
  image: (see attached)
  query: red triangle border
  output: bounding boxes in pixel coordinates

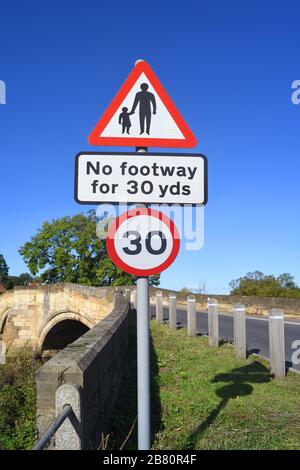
[88,61,197,148]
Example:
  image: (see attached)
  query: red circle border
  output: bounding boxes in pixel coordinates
[106,208,180,276]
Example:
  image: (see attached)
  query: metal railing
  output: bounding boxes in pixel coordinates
[33,404,73,450]
[33,383,82,450]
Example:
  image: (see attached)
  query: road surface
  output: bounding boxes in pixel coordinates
[150,305,300,372]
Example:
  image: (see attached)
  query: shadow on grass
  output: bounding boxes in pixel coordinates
[109,311,162,450]
[247,348,260,358]
[184,360,271,450]
[219,338,233,346]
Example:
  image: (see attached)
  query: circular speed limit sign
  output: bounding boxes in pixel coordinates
[106,208,180,276]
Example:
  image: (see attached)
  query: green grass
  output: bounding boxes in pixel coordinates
[111,320,300,450]
[0,352,40,450]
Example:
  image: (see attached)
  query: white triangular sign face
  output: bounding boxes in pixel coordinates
[88,61,197,148]
[101,72,184,139]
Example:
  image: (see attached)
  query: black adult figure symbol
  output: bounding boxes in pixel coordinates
[130,83,157,135]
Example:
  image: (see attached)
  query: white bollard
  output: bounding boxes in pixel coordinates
[233,303,246,359]
[208,298,219,347]
[269,309,285,378]
[169,294,177,329]
[187,296,196,336]
[125,288,131,307]
[156,291,164,323]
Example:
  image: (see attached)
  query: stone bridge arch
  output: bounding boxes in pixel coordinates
[0,306,13,363]
[0,291,14,331]
[0,309,9,364]
[0,283,117,356]
[0,307,10,334]
[38,311,95,354]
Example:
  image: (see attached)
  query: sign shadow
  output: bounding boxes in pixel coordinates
[184,360,272,450]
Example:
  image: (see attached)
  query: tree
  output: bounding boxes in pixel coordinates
[180,287,192,293]
[0,254,9,288]
[18,273,35,286]
[19,210,160,287]
[0,254,9,278]
[0,253,36,289]
[194,281,206,294]
[277,273,297,290]
[180,282,206,294]
[96,258,160,286]
[229,271,300,298]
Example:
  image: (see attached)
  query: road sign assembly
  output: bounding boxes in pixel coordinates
[88,60,197,148]
[106,207,180,277]
[74,59,207,451]
[75,152,207,205]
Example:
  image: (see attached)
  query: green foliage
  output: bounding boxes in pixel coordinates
[229,271,300,298]
[1,275,34,290]
[19,210,103,284]
[96,257,160,287]
[149,274,160,287]
[0,254,10,288]
[19,210,160,287]
[0,352,39,450]
[0,253,35,290]
[0,254,9,277]
[180,287,192,294]
[0,276,16,290]
[18,273,35,286]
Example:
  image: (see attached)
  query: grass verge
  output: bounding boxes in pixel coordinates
[110,320,300,450]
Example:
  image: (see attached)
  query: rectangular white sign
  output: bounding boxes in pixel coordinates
[75,152,207,205]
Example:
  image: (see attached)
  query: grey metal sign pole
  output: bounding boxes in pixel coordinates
[136,276,150,449]
[136,146,151,450]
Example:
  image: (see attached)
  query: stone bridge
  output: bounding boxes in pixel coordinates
[0,283,119,361]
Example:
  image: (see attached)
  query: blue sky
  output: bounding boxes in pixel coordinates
[0,0,299,293]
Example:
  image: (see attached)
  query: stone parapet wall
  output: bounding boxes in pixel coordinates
[35,292,130,449]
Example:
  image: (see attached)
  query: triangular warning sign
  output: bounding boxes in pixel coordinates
[88,60,197,148]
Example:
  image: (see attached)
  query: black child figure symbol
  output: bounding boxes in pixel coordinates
[118,107,132,134]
